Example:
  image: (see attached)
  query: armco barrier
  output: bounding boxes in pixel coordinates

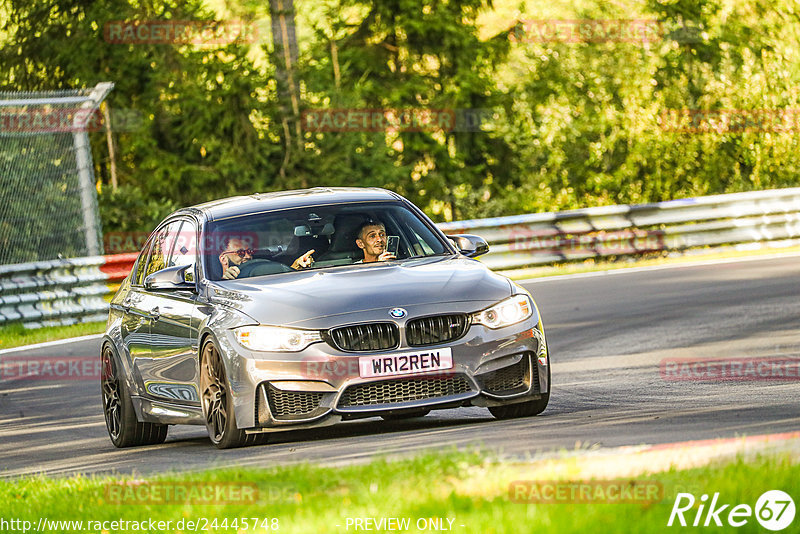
[438,187,800,273]
[0,253,135,329]
[1,188,799,328]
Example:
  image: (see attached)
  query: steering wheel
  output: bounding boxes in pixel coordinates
[236,259,294,278]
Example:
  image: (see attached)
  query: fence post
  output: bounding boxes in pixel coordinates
[73,82,114,257]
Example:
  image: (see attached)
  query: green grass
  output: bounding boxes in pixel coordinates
[1,450,796,533]
[0,321,105,350]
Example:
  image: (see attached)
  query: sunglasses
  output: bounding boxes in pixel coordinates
[224,248,254,258]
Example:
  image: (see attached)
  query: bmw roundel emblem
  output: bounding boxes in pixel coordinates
[389,307,407,319]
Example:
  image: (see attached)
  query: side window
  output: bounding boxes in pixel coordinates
[410,228,435,255]
[164,221,185,268]
[144,221,181,279]
[394,208,445,256]
[133,236,155,286]
[168,219,197,282]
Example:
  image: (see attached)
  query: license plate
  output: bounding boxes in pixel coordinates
[358,348,453,378]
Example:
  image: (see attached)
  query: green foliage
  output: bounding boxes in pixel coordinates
[299,0,513,221]
[0,134,95,263]
[1,0,283,234]
[98,184,179,234]
[2,0,800,236]
[482,0,800,216]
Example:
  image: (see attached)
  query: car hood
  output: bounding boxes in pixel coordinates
[206,256,512,328]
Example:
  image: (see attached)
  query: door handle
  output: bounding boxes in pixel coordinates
[148,306,160,321]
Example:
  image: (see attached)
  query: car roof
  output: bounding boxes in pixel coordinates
[174,187,404,222]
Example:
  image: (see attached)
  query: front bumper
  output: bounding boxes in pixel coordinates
[217,317,549,431]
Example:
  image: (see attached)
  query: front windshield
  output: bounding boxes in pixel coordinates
[203,201,450,281]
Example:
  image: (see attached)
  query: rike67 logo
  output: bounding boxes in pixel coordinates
[668,490,795,531]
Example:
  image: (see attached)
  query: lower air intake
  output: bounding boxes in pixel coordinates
[482,353,539,395]
[338,375,472,408]
[266,384,324,420]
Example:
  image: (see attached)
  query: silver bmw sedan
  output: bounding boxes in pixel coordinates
[101,187,550,448]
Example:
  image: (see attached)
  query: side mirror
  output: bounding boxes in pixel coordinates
[447,234,490,258]
[144,265,195,291]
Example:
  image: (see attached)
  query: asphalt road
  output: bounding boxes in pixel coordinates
[1,255,799,479]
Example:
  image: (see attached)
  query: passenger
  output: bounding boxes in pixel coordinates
[354,221,396,263]
[220,237,315,279]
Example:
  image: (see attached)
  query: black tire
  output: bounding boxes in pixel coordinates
[489,356,551,420]
[381,409,431,421]
[101,344,168,447]
[200,339,266,449]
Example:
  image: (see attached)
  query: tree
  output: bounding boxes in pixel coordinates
[298,0,512,221]
[0,0,282,234]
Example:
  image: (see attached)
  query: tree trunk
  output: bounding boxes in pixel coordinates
[268,0,303,181]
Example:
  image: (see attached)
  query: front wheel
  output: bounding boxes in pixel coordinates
[199,339,265,449]
[101,344,168,447]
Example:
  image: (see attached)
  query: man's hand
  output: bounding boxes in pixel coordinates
[222,265,240,280]
[377,251,396,262]
[291,249,315,270]
[220,254,241,280]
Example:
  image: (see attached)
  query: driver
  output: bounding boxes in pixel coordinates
[220,237,315,280]
[355,221,396,263]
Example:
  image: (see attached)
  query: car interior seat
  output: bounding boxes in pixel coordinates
[272,227,333,266]
[317,214,369,263]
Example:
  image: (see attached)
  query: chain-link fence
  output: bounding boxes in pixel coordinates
[0,83,113,265]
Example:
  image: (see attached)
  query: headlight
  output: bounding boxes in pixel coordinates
[472,294,534,329]
[233,325,322,352]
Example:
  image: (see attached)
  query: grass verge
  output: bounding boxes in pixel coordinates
[1,450,797,533]
[0,321,105,350]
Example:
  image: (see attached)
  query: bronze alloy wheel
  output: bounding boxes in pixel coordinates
[199,339,265,449]
[101,345,122,441]
[101,344,168,447]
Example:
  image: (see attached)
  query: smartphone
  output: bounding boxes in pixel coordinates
[386,235,400,256]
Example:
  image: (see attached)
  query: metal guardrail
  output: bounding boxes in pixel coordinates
[1,188,799,328]
[0,254,135,328]
[438,187,800,274]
